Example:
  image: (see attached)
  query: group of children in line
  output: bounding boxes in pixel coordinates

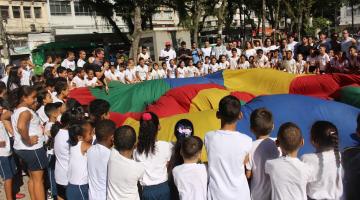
[0,82,359,200]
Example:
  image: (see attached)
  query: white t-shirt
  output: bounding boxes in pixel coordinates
[0,122,11,156]
[205,130,252,200]
[317,53,330,71]
[201,47,212,58]
[68,141,88,185]
[106,71,120,81]
[173,163,208,200]
[265,156,314,200]
[125,68,136,82]
[85,77,98,87]
[229,56,239,69]
[167,66,177,79]
[218,61,229,70]
[21,68,31,86]
[288,41,298,53]
[301,150,343,200]
[202,64,209,75]
[133,141,173,186]
[282,59,297,73]
[88,144,111,200]
[61,59,76,71]
[254,55,269,68]
[209,63,219,73]
[77,59,86,68]
[160,48,177,66]
[43,63,55,69]
[72,76,86,88]
[52,95,64,104]
[36,105,49,125]
[238,61,250,69]
[177,67,186,78]
[135,65,149,81]
[11,107,44,150]
[54,129,70,185]
[150,69,166,80]
[117,71,126,83]
[1,75,8,85]
[245,138,280,200]
[186,66,199,77]
[107,148,145,200]
[245,49,256,59]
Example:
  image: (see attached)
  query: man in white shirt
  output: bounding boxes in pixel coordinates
[61,51,76,71]
[77,50,86,68]
[19,58,31,86]
[88,120,116,200]
[135,58,149,81]
[254,49,269,68]
[341,29,356,58]
[205,95,252,200]
[159,41,177,67]
[138,46,151,65]
[287,35,298,54]
[201,40,212,58]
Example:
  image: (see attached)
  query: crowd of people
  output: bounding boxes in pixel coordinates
[0,29,359,200]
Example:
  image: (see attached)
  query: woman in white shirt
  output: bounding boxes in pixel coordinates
[10,86,47,200]
[167,59,177,79]
[176,61,187,78]
[238,55,250,69]
[133,112,173,200]
[244,41,257,59]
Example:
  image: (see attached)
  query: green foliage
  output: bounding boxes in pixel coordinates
[304,17,331,37]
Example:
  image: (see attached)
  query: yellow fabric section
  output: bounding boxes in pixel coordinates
[189,88,231,112]
[123,110,220,161]
[223,69,296,95]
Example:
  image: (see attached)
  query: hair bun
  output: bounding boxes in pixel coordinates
[142,113,152,121]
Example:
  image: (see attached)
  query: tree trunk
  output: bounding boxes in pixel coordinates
[130,6,142,63]
[262,0,266,41]
[297,1,303,42]
[192,0,203,44]
[273,0,280,42]
[216,0,227,37]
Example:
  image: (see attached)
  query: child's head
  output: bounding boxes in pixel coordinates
[256,49,264,57]
[89,99,110,122]
[205,56,210,63]
[57,67,68,78]
[114,125,136,152]
[8,86,37,109]
[153,63,159,70]
[174,119,194,141]
[137,112,160,156]
[188,59,193,66]
[210,56,217,64]
[110,65,116,73]
[54,80,69,98]
[68,120,94,146]
[44,102,62,120]
[220,55,226,63]
[181,136,203,162]
[250,108,274,137]
[310,121,340,167]
[232,48,238,56]
[45,78,56,92]
[286,50,292,60]
[277,122,303,154]
[138,57,145,66]
[37,89,53,106]
[239,55,247,63]
[319,44,327,54]
[217,95,242,124]
[75,67,85,79]
[297,53,304,61]
[95,119,116,145]
[67,69,74,80]
[161,62,167,69]
[86,69,95,79]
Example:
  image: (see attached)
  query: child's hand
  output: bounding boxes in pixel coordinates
[30,136,39,146]
[0,141,6,148]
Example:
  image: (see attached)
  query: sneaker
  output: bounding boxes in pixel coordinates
[15,193,25,199]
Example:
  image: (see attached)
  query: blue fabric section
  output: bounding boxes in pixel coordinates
[165,71,224,88]
[237,94,360,155]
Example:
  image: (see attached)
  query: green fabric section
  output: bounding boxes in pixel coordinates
[339,86,360,108]
[89,80,171,113]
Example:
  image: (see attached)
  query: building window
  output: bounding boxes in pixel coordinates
[23,7,32,18]
[34,7,42,18]
[12,6,21,18]
[50,0,71,16]
[0,6,9,19]
[74,1,92,16]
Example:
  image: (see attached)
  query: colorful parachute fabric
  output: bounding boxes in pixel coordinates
[69,69,360,158]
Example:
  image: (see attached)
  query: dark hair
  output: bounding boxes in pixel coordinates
[37,89,50,106]
[68,120,90,146]
[45,78,56,88]
[180,41,186,46]
[217,95,241,124]
[277,122,302,153]
[114,125,136,151]
[66,51,74,57]
[44,67,55,80]
[65,98,82,112]
[50,108,85,138]
[181,136,203,159]
[75,67,84,75]
[94,48,104,57]
[44,103,61,118]
[56,67,67,75]
[349,45,357,51]
[54,80,68,95]
[66,68,73,73]
[7,66,21,91]
[0,81,6,95]
[137,112,159,156]
[8,86,36,109]
[89,99,110,122]
[0,97,9,110]
[95,119,116,142]
[256,49,264,53]
[250,108,274,136]
[138,57,144,62]
[311,121,340,168]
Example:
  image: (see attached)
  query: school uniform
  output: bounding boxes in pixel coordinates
[44,121,57,197]
[11,107,48,171]
[66,141,89,200]
[54,129,70,199]
[0,122,16,181]
[36,105,49,125]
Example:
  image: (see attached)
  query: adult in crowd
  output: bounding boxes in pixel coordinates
[159,41,177,67]
[61,51,76,71]
[77,50,87,68]
[211,37,227,60]
[177,41,192,63]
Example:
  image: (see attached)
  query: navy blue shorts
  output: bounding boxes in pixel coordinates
[14,147,48,171]
[142,181,171,200]
[66,184,89,200]
[0,155,16,180]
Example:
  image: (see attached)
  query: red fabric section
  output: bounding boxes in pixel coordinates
[230,91,256,102]
[146,84,225,118]
[68,87,96,105]
[109,112,141,127]
[289,74,360,99]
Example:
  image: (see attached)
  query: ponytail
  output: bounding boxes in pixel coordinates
[50,121,62,138]
[137,112,159,157]
[68,121,84,146]
[329,131,341,168]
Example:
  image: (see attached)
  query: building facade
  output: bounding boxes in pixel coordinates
[339,4,360,30]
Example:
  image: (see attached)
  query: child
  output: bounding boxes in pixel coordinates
[301,121,343,199]
[133,112,173,200]
[245,108,280,200]
[306,47,318,73]
[317,44,330,74]
[105,65,120,81]
[88,99,110,123]
[176,61,186,78]
[57,67,68,79]
[158,63,167,79]
[238,55,250,69]
[66,120,93,200]
[229,48,239,70]
[265,122,313,200]
[343,113,360,200]
[173,136,207,200]
[186,59,199,77]
[136,57,149,81]
[205,95,252,200]
[167,59,177,79]
[150,63,166,80]
[281,50,297,73]
[218,55,230,70]
[52,109,85,200]
[85,69,102,87]
[196,61,206,76]
[125,58,138,83]
[0,98,16,200]
[72,67,86,88]
[88,119,116,200]
[270,49,281,69]
[296,53,307,74]
[117,64,126,83]
[107,125,145,200]
[203,56,210,73]
[254,49,270,68]
[53,80,69,104]
[208,56,219,74]
[36,89,53,124]
[10,86,48,200]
